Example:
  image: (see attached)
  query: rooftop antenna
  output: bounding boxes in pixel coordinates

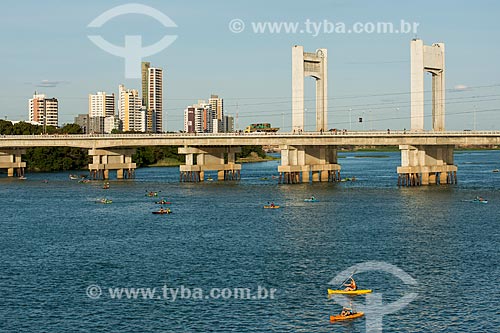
[235,102,239,131]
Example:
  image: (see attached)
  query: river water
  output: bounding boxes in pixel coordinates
[1,150,498,332]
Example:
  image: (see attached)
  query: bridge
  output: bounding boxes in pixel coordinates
[1,131,499,185]
[2,40,495,185]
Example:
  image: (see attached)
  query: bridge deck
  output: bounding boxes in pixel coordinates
[1,131,500,149]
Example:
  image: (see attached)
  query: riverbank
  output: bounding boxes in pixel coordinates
[148,157,183,167]
[147,152,279,167]
[236,152,279,163]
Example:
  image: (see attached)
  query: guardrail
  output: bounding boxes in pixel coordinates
[2,130,500,139]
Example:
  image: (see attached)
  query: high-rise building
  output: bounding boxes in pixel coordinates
[224,115,234,133]
[183,101,213,133]
[209,94,224,132]
[88,91,116,133]
[89,116,105,134]
[184,106,195,133]
[29,93,58,128]
[141,62,163,133]
[88,91,115,118]
[141,61,150,109]
[74,114,90,133]
[118,84,142,132]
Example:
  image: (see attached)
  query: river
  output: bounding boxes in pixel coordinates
[1,150,498,332]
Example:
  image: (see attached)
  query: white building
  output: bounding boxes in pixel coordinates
[209,94,223,132]
[104,116,119,134]
[118,84,143,132]
[88,91,116,133]
[28,93,58,128]
[88,91,115,118]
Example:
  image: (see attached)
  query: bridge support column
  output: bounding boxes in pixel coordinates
[88,149,136,180]
[397,145,457,186]
[178,147,242,182]
[278,145,341,184]
[0,149,26,177]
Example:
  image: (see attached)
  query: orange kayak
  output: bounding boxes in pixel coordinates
[330,312,364,322]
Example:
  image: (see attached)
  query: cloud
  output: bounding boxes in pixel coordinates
[34,80,71,88]
[451,84,469,92]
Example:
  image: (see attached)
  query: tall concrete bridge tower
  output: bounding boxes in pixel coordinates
[292,45,328,132]
[410,39,445,131]
[398,39,455,185]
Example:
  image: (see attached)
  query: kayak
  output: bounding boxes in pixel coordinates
[264,205,280,209]
[304,198,318,202]
[152,210,172,214]
[155,201,172,205]
[328,289,372,295]
[330,312,364,322]
[97,199,112,204]
[472,199,488,204]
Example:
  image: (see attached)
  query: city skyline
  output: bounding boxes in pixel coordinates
[2,0,500,132]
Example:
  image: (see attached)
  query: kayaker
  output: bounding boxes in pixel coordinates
[344,278,357,291]
[340,307,353,316]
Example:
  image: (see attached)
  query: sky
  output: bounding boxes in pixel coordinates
[1,0,500,131]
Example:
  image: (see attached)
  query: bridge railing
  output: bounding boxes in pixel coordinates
[2,130,500,139]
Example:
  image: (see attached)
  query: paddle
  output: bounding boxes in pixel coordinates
[338,269,357,290]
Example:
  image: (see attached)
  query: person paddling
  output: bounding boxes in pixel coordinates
[340,307,353,316]
[344,277,357,291]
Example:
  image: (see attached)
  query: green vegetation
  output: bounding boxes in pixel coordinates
[237,152,279,163]
[0,121,271,171]
[0,120,88,172]
[149,157,183,167]
[238,145,266,159]
[25,147,89,172]
[133,146,184,168]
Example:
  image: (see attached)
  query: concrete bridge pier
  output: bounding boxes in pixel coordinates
[0,149,26,177]
[278,145,341,184]
[88,148,136,180]
[178,147,242,182]
[397,145,457,186]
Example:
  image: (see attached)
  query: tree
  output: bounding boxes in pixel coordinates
[0,120,13,134]
[60,123,83,134]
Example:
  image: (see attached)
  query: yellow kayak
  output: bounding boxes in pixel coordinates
[264,205,280,209]
[330,312,364,322]
[328,289,372,295]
